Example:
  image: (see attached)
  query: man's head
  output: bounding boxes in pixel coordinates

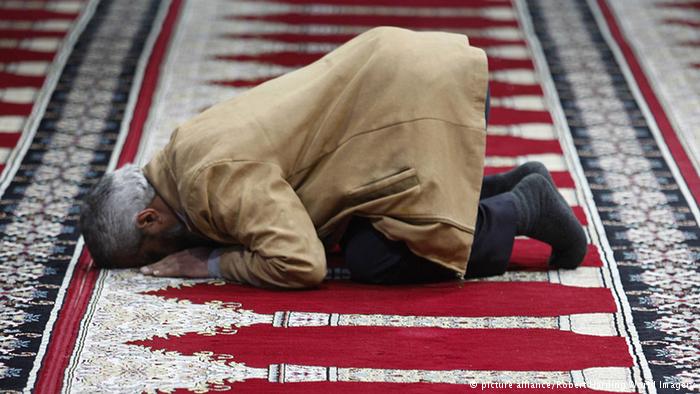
[79,165,198,268]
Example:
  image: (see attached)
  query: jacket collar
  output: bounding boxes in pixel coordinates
[142,150,195,233]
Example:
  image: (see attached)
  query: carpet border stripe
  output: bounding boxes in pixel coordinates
[514,1,653,392]
[29,0,184,392]
[596,0,700,208]
[0,0,99,197]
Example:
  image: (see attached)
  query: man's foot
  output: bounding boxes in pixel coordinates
[509,174,587,269]
[481,161,555,199]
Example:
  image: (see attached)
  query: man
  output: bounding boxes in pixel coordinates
[80,27,587,289]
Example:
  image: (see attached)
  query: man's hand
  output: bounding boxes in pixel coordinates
[140,247,212,278]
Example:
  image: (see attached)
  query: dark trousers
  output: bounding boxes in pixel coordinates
[338,85,519,284]
[339,193,518,284]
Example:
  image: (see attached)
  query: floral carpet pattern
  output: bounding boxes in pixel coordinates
[0,0,698,393]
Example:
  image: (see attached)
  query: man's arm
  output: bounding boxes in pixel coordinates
[144,161,326,288]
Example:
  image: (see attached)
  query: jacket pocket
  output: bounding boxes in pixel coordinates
[345,167,419,207]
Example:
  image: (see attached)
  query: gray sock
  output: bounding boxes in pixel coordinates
[481,161,555,199]
[509,174,587,269]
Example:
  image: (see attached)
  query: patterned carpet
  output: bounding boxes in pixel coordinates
[0,0,698,393]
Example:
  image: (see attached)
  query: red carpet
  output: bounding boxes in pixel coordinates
[1,0,699,393]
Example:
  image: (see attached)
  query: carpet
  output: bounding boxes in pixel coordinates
[0,0,698,393]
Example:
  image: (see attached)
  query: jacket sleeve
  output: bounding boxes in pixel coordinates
[185,161,327,289]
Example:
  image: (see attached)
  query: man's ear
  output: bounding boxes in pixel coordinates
[136,208,160,232]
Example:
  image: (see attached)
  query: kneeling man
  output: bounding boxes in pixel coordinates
[80,27,587,289]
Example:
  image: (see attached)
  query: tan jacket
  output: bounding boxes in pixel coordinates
[143,27,489,288]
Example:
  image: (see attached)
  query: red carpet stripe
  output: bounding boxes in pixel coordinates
[149,281,617,317]
[489,107,553,125]
[0,29,67,39]
[216,51,321,67]
[209,76,544,97]
[261,0,513,7]
[32,253,99,394]
[490,81,544,97]
[0,133,21,148]
[213,55,529,75]
[572,206,587,225]
[486,135,562,156]
[663,19,700,28]
[0,102,32,116]
[223,32,356,45]
[211,77,271,88]
[0,72,44,88]
[135,327,633,371]
[488,57,535,71]
[231,14,519,29]
[0,48,55,63]
[470,36,527,48]
[658,1,700,10]
[210,53,539,87]
[0,9,78,21]
[511,239,602,268]
[222,32,526,48]
[483,167,576,189]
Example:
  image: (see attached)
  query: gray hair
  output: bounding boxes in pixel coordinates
[79,164,155,267]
